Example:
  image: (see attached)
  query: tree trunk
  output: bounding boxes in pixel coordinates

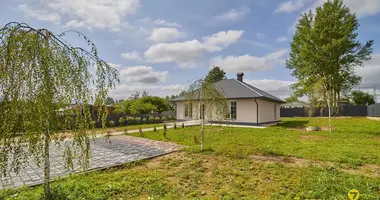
[43,132,51,198]
[201,118,204,151]
[327,91,332,133]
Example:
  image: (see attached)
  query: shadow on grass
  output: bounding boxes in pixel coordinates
[277,120,309,128]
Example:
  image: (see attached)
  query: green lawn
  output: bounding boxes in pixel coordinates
[2,117,380,199]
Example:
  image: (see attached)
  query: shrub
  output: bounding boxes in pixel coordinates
[126,116,134,125]
[108,120,115,127]
[161,116,167,121]
[155,116,160,122]
[153,126,157,132]
[139,127,143,136]
[118,117,125,125]
[174,123,177,129]
[163,124,167,131]
[163,129,167,138]
[182,123,185,128]
[172,116,176,120]
[135,117,141,124]
[91,120,97,128]
[149,116,155,123]
[142,117,147,124]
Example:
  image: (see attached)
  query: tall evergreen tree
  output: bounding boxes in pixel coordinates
[204,66,226,84]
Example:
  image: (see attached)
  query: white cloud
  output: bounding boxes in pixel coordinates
[119,66,168,84]
[121,51,142,61]
[18,4,61,24]
[276,36,288,42]
[148,28,185,43]
[209,49,288,73]
[109,83,185,100]
[144,30,244,67]
[275,0,308,13]
[203,30,245,48]
[355,53,380,89]
[216,7,250,21]
[245,79,295,99]
[18,0,140,31]
[154,19,181,27]
[144,40,206,67]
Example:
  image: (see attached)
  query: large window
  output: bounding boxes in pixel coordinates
[184,103,192,118]
[230,102,237,119]
[225,102,237,119]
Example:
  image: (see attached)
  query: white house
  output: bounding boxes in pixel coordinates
[171,73,285,126]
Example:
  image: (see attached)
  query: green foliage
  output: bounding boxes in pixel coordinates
[130,99,157,114]
[135,117,141,124]
[114,96,169,114]
[126,116,135,125]
[149,116,155,123]
[162,116,167,121]
[163,124,167,131]
[142,118,147,124]
[118,117,125,125]
[153,126,157,132]
[204,66,226,84]
[174,123,177,129]
[0,22,118,195]
[351,90,375,105]
[140,96,169,113]
[155,116,160,122]
[108,120,115,127]
[106,97,115,105]
[287,0,374,109]
[182,123,185,128]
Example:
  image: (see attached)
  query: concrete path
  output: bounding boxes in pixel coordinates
[0,136,181,189]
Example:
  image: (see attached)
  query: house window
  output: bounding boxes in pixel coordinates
[274,104,277,119]
[228,102,237,120]
[184,103,192,118]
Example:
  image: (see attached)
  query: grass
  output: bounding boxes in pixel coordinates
[2,117,380,199]
[130,117,380,166]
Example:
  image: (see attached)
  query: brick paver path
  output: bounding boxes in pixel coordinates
[0,136,181,189]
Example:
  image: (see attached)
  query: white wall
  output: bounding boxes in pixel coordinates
[257,99,280,123]
[175,98,281,124]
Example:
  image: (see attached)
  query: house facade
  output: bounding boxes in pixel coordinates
[172,73,285,126]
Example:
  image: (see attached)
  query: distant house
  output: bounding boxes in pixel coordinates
[281,101,309,108]
[171,73,285,126]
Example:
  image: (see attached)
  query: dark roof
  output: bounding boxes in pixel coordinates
[172,79,285,103]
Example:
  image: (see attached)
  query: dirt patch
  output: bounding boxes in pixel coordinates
[300,135,327,141]
[250,155,380,178]
[288,126,336,132]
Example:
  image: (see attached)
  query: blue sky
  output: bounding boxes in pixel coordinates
[1,0,380,100]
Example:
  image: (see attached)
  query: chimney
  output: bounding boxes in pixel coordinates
[237,73,244,82]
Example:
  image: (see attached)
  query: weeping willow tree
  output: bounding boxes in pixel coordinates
[187,78,229,151]
[0,22,119,197]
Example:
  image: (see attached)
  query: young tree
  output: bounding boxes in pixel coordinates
[187,79,229,150]
[0,22,118,197]
[351,91,375,105]
[106,97,115,105]
[204,66,226,84]
[286,0,374,130]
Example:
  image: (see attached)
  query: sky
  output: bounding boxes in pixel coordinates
[1,0,380,100]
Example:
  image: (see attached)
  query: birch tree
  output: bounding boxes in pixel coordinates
[0,22,118,197]
[187,79,229,151]
[286,0,374,130]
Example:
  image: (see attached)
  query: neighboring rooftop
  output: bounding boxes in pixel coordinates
[172,73,285,103]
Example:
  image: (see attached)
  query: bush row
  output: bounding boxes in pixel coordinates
[108,115,176,127]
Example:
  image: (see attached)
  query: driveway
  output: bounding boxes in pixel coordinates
[0,136,181,189]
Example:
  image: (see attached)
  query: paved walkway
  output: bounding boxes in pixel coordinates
[0,136,181,189]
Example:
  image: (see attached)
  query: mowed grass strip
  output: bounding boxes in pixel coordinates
[130,117,380,166]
